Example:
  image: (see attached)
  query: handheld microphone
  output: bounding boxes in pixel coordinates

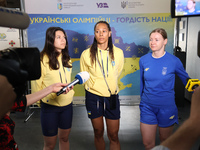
[185,78,200,92]
[0,7,30,29]
[56,71,90,96]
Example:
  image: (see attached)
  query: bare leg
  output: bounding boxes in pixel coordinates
[91,116,105,150]
[140,122,157,150]
[58,128,71,150]
[43,135,57,150]
[105,118,121,150]
[159,125,174,142]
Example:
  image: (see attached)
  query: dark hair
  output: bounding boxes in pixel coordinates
[189,0,195,4]
[90,21,114,65]
[149,28,168,40]
[40,27,72,70]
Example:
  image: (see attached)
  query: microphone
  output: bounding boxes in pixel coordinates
[0,7,30,29]
[56,71,90,96]
[185,78,200,92]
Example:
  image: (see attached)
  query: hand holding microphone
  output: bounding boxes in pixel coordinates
[185,78,200,92]
[56,71,90,96]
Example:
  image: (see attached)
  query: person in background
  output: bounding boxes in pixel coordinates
[152,85,200,150]
[139,28,190,150]
[0,73,72,150]
[31,27,74,150]
[0,75,16,120]
[80,21,124,150]
[184,0,197,15]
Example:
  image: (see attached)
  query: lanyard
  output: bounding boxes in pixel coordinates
[58,63,67,83]
[97,50,114,94]
[100,50,109,77]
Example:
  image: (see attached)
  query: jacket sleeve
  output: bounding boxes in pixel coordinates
[80,50,88,73]
[31,60,46,94]
[117,49,124,77]
[139,58,144,97]
[175,57,190,86]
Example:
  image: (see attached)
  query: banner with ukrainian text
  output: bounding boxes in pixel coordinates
[24,0,175,104]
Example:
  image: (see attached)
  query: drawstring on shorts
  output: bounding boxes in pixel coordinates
[97,98,106,113]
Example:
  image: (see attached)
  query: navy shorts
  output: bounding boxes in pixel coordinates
[40,102,73,136]
[85,90,120,120]
[139,101,178,127]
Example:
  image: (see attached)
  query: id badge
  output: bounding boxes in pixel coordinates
[109,94,117,110]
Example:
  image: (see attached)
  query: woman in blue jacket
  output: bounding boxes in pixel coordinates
[139,28,190,150]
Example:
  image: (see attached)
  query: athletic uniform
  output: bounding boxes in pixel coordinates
[139,52,189,127]
[80,45,124,119]
[31,54,74,136]
[184,9,199,15]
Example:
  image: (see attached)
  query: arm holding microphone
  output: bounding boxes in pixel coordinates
[26,83,72,106]
[185,78,200,92]
[1,82,73,116]
[12,71,89,113]
[56,71,90,96]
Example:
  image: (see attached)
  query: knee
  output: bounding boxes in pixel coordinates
[59,135,69,143]
[143,141,155,150]
[43,139,57,150]
[107,131,119,142]
[44,143,56,150]
[94,128,104,138]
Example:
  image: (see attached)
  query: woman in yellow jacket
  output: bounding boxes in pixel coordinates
[31,27,74,150]
[80,21,124,150]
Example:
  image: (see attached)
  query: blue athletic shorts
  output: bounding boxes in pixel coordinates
[139,101,178,127]
[85,90,120,120]
[40,102,73,136]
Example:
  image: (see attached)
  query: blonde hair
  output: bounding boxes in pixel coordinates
[149,28,167,40]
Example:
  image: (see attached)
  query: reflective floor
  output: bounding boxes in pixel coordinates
[11,99,200,150]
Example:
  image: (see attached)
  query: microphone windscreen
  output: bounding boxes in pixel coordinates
[75,71,90,84]
[0,7,30,29]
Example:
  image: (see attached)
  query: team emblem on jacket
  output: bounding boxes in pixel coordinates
[112,61,115,66]
[162,67,167,75]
